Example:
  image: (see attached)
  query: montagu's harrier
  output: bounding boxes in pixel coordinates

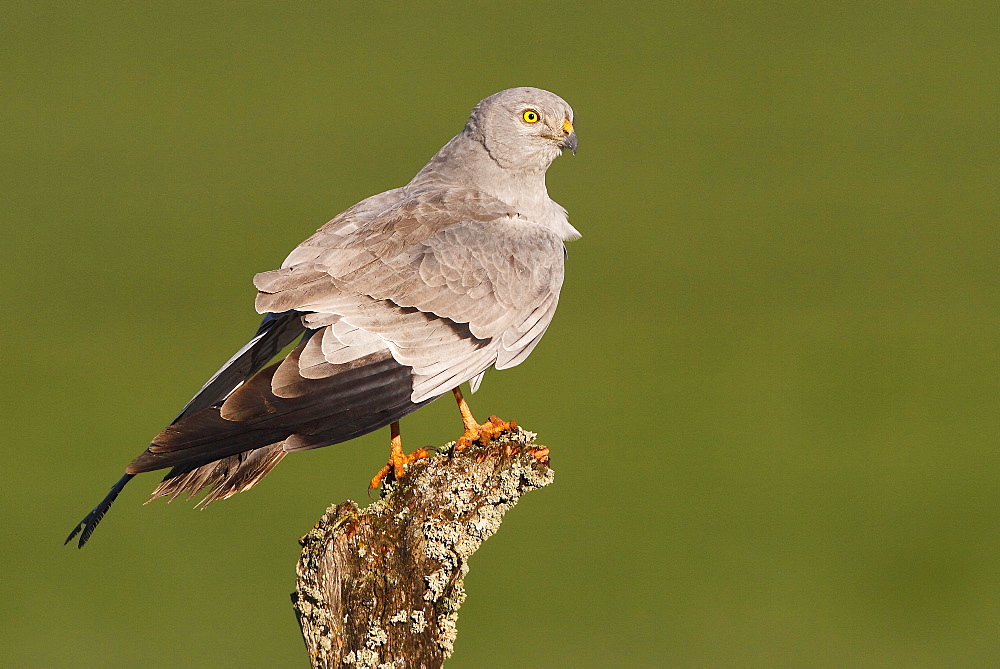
[67,87,579,547]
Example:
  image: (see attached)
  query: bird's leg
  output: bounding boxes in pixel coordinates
[453,387,518,450]
[455,386,480,433]
[369,421,430,490]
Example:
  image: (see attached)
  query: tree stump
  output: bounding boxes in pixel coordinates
[291,428,553,668]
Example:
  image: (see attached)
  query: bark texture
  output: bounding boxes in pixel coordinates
[291,429,552,668]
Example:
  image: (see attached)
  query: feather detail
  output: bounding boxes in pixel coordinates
[146,444,288,507]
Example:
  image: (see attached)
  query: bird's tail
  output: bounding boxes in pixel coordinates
[65,473,134,548]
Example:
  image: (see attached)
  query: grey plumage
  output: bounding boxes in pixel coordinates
[66,87,579,547]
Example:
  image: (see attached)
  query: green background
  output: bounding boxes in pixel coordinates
[3,2,997,666]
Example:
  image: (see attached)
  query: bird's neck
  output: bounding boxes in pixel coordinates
[409,132,578,240]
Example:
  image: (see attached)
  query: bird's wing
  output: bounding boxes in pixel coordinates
[254,186,566,402]
[170,310,306,423]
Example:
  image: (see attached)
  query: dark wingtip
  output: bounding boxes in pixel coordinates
[66,474,135,548]
[64,523,82,546]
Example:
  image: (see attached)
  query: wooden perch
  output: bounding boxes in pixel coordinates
[291,428,553,668]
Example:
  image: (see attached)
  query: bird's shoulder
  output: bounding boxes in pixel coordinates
[275,184,561,271]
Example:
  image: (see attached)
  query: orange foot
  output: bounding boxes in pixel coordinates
[369,422,431,491]
[456,415,519,451]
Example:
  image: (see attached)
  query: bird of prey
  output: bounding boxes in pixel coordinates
[66,87,579,548]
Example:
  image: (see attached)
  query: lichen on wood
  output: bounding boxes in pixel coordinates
[291,429,553,668]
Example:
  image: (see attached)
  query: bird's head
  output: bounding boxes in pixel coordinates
[467,87,577,171]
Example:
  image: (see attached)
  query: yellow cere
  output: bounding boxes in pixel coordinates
[523,110,540,123]
[562,118,574,134]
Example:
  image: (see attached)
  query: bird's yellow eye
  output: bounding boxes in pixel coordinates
[522,109,540,123]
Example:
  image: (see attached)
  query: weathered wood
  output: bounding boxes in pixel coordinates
[291,429,553,668]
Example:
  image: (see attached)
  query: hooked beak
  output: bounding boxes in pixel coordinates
[559,131,578,155]
[559,118,578,155]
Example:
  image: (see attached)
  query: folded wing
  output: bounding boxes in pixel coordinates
[131,186,566,503]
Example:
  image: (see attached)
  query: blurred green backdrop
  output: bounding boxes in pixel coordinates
[2,2,997,667]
